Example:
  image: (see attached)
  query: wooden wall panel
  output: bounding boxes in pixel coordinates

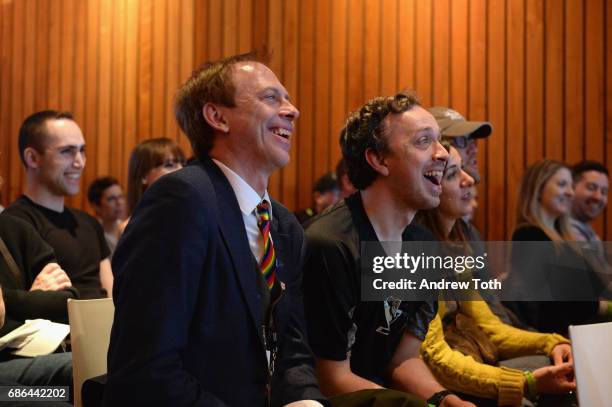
[0,0,610,239]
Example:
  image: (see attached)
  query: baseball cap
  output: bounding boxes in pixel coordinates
[428,107,493,139]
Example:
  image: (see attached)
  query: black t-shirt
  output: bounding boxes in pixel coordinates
[0,214,78,336]
[303,192,437,385]
[4,196,110,299]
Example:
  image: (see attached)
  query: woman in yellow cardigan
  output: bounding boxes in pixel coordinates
[415,143,575,406]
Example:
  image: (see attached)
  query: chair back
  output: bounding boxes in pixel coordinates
[68,298,114,407]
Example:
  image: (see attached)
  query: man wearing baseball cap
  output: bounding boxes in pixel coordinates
[428,107,492,183]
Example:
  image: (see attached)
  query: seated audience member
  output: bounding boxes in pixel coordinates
[416,144,575,407]
[0,213,74,389]
[504,160,605,335]
[87,177,126,256]
[105,52,326,406]
[4,111,111,299]
[305,93,475,407]
[335,158,357,198]
[570,160,608,243]
[295,172,341,226]
[121,137,185,231]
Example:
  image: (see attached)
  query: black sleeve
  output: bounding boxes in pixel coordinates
[2,287,78,324]
[104,175,228,407]
[303,231,358,362]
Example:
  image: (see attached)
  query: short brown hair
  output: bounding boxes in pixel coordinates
[18,110,74,166]
[174,50,269,159]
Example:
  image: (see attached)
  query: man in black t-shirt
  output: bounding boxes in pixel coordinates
[304,93,475,407]
[4,111,111,299]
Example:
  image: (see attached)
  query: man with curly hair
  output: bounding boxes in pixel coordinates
[303,93,475,407]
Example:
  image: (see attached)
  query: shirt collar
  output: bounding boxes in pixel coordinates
[212,159,272,218]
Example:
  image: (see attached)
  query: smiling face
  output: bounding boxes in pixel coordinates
[35,119,86,197]
[438,147,475,220]
[540,167,574,220]
[382,106,449,210]
[218,62,299,176]
[572,170,609,222]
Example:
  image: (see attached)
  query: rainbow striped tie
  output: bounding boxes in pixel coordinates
[256,200,276,290]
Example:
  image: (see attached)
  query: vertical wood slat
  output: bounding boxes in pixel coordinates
[9,0,25,204]
[415,0,432,106]
[137,0,152,142]
[506,0,525,235]
[0,2,14,203]
[97,0,111,176]
[123,0,139,184]
[544,0,564,160]
[449,0,468,115]
[346,0,364,113]
[297,0,315,209]
[585,0,606,237]
[432,0,450,106]
[564,0,584,163]
[380,0,397,98]
[469,0,487,236]
[222,0,238,56]
[487,0,506,239]
[606,0,612,240]
[151,0,166,135]
[313,0,331,177]
[165,0,179,140]
[282,0,298,209]
[266,0,282,199]
[397,0,415,91]
[84,0,100,194]
[329,0,347,166]
[362,0,380,101]
[178,0,195,155]
[526,0,544,165]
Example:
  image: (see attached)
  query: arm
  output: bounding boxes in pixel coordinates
[315,358,382,396]
[99,258,113,298]
[103,174,228,407]
[461,300,569,359]
[389,330,475,407]
[420,313,525,406]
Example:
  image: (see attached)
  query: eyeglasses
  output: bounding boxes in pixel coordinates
[158,159,185,170]
[450,136,473,149]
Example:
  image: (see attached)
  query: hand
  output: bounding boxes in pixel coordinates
[440,394,477,407]
[30,263,72,291]
[549,343,573,365]
[533,363,576,394]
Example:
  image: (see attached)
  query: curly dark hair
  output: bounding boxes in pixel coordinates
[339,91,420,189]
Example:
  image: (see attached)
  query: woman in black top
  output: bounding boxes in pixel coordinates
[505,159,601,335]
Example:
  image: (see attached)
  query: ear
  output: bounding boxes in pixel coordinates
[23,147,41,169]
[202,103,229,133]
[364,147,389,177]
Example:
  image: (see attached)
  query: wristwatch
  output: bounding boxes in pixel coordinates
[427,390,454,406]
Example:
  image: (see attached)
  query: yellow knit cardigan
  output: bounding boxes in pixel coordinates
[420,300,569,406]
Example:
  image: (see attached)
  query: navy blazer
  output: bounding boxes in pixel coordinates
[104,159,325,406]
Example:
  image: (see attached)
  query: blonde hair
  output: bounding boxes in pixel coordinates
[515,159,574,241]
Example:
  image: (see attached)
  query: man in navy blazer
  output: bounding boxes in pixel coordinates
[104,52,326,407]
